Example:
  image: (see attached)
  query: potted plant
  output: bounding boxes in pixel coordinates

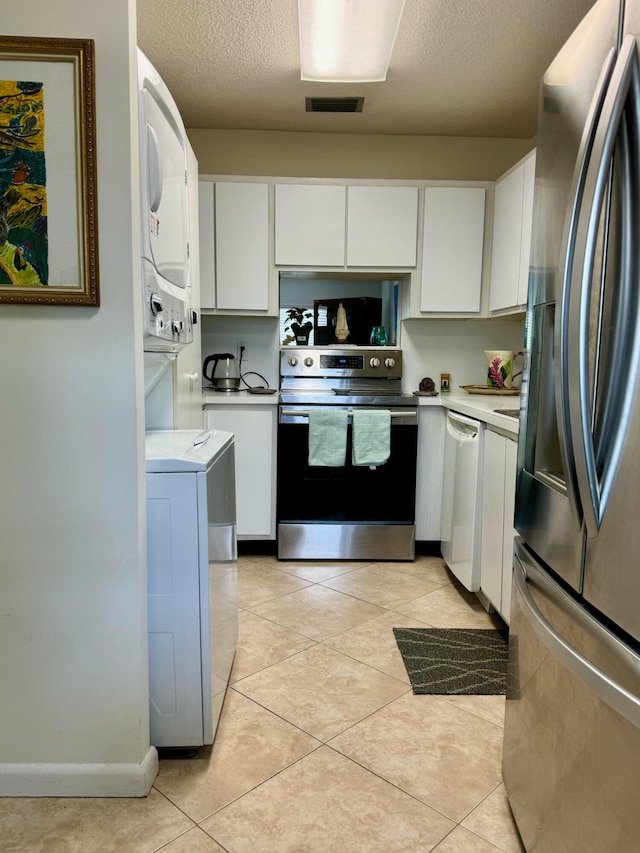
[284,307,313,345]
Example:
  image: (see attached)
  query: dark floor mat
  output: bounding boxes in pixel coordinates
[393,627,509,695]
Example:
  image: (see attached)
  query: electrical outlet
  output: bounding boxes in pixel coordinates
[237,341,249,363]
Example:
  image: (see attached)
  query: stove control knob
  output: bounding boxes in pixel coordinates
[288,356,299,367]
[369,357,381,368]
[384,358,396,369]
[304,356,314,367]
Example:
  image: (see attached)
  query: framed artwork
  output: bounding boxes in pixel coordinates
[0,36,99,306]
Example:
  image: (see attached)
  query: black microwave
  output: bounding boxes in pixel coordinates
[313,296,382,346]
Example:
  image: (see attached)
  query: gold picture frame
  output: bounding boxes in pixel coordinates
[0,36,99,306]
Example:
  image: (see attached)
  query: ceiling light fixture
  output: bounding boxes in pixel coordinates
[298,0,406,83]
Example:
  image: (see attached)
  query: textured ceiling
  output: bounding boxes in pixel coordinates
[136,0,596,138]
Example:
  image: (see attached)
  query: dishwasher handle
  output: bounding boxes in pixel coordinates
[446,411,480,442]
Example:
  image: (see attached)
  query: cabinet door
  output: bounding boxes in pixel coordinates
[205,406,276,538]
[480,429,507,611]
[489,164,525,312]
[198,180,215,310]
[346,186,418,267]
[275,184,346,266]
[215,182,269,311]
[501,436,518,623]
[415,407,446,539]
[420,187,485,312]
[517,151,536,306]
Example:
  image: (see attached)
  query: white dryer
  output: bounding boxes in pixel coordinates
[145,429,237,748]
[138,49,194,352]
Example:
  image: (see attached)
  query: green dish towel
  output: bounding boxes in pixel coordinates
[308,408,348,466]
[352,409,391,467]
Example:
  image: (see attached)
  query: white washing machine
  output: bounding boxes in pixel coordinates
[145,429,237,748]
[138,49,194,352]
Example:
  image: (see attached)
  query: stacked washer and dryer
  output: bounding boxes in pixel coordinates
[138,50,237,748]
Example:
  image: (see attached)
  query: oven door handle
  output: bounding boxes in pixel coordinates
[279,408,418,423]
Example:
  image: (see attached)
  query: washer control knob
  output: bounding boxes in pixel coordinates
[149,293,163,316]
[369,357,381,368]
[384,358,396,369]
[171,320,183,336]
[304,356,314,367]
[288,356,299,367]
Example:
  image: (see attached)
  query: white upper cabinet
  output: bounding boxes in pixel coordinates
[215,182,270,311]
[489,150,536,312]
[346,186,418,267]
[275,184,346,266]
[198,180,215,310]
[274,183,418,269]
[518,153,536,307]
[420,186,486,313]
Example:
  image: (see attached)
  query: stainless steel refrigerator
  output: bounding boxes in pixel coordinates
[503,0,640,849]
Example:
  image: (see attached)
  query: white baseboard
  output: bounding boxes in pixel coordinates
[0,746,158,797]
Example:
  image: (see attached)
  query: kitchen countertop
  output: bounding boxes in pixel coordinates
[202,388,521,434]
[203,388,279,405]
[416,390,521,435]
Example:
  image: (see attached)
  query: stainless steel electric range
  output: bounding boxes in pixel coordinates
[277,347,417,560]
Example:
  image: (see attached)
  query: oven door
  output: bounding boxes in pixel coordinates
[277,406,418,560]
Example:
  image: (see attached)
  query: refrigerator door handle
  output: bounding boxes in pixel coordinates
[567,35,640,536]
[513,554,640,728]
[555,47,616,526]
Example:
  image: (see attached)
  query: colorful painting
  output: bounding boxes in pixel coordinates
[0,79,48,288]
[0,36,98,306]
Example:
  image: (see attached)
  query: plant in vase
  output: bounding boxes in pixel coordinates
[284,307,313,345]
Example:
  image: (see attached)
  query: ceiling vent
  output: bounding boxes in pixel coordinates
[305,96,364,113]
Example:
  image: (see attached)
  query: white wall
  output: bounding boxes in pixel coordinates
[401,318,525,393]
[201,316,281,390]
[201,313,525,396]
[189,129,534,181]
[0,0,155,795]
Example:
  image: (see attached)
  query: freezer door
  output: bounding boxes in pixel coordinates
[516,0,620,590]
[581,6,640,645]
[503,539,640,852]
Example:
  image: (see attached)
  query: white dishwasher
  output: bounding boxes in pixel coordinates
[440,411,483,591]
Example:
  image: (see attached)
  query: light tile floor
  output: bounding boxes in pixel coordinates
[2,554,526,853]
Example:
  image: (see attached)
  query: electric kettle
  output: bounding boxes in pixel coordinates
[203,352,241,391]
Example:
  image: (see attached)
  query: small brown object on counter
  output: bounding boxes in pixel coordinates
[414,376,439,397]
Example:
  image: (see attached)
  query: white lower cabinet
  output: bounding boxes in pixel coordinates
[415,407,446,539]
[480,428,517,622]
[204,405,277,539]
